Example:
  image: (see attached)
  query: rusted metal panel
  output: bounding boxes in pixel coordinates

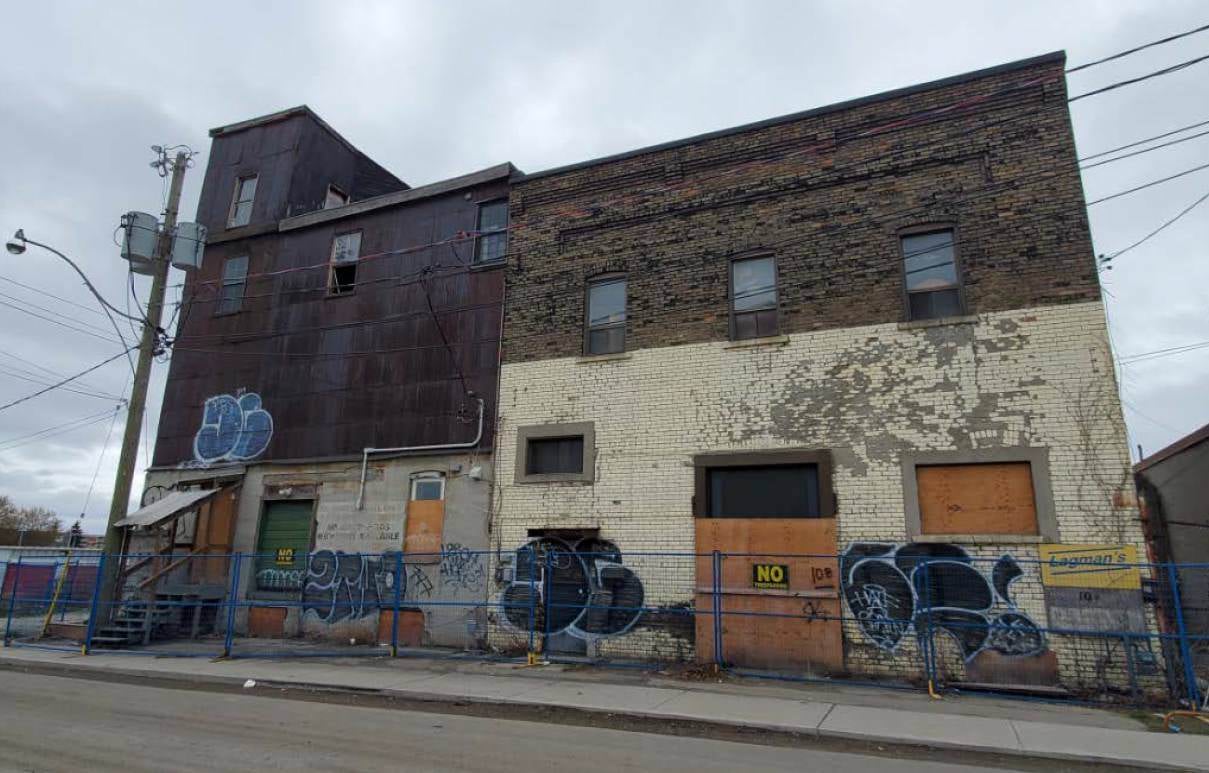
[153,172,508,467]
[916,462,1037,535]
[695,518,842,672]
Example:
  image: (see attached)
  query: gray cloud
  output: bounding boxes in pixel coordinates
[1,0,1205,533]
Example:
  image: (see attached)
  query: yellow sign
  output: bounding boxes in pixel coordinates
[752,563,789,590]
[1039,544,1140,589]
[275,547,296,565]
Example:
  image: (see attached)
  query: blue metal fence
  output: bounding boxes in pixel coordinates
[3,549,1205,708]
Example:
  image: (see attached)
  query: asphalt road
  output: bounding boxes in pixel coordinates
[0,672,1025,772]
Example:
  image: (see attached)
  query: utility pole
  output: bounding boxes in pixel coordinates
[95,150,189,615]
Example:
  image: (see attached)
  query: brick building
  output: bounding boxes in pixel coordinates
[137,107,513,648]
[490,52,1147,685]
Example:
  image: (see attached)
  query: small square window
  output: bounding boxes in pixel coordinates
[328,232,361,295]
[730,255,778,340]
[515,422,595,484]
[228,175,258,228]
[527,437,584,475]
[902,229,963,321]
[586,276,626,355]
[474,200,508,264]
[324,185,349,209]
[216,255,248,315]
[411,476,445,501]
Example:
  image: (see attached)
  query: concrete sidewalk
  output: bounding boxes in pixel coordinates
[2,645,1205,771]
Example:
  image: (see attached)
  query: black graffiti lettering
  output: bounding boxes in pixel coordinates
[841,542,1048,661]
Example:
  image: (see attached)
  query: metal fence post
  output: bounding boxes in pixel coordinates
[4,557,22,646]
[82,553,106,655]
[711,550,723,667]
[1166,561,1200,707]
[542,550,552,658]
[222,553,242,658]
[526,546,537,663]
[390,551,404,657]
[920,559,937,694]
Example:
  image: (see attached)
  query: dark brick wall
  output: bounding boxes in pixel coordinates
[502,54,1099,364]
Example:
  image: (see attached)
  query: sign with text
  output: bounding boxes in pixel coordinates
[752,563,789,590]
[1039,544,1140,590]
[274,547,295,565]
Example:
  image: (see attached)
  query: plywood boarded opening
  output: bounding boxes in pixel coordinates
[917,462,1038,535]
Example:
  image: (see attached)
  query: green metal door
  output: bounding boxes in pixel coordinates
[254,500,313,592]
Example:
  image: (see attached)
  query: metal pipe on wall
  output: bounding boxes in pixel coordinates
[354,396,486,510]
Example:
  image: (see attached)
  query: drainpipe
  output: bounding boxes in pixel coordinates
[355,395,485,510]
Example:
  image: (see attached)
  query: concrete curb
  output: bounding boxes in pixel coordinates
[1,653,1202,771]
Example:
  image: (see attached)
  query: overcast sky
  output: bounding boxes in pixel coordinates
[0,1,1206,534]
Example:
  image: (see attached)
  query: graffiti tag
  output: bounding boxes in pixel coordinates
[193,391,273,463]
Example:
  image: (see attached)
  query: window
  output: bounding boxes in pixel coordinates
[900,448,1058,540]
[707,465,821,518]
[527,437,585,475]
[324,185,349,209]
[585,276,626,355]
[694,450,835,518]
[901,228,962,320]
[411,474,445,501]
[216,255,248,315]
[515,422,596,483]
[730,255,778,340]
[474,200,508,264]
[916,463,1037,535]
[228,175,258,228]
[253,500,313,592]
[328,231,362,295]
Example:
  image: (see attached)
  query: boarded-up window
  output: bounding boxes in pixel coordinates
[254,500,312,592]
[916,462,1037,535]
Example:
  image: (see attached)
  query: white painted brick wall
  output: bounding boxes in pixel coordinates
[492,301,1149,679]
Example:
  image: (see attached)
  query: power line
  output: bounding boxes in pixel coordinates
[1120,339,1209,364]
[0,407,125,453]
[0,289,120,335]
[0,276,109,318]
[0,368,126,402]
[1079,128,1209,170]
[0,349,134,413]
[1086,161,1209,206]
[1079,117,1209,162]
[1103,189,1209,261]
[0,298,125,345]
[0,406,123,451]
[0,350,113,394]
[1068,52,1209,102]
[1066,22,1209,73]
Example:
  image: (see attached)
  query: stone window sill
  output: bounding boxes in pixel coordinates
[912,533,1046,544]
[577,352,632,365]
[897,314,979,331]
[723,334,789,350]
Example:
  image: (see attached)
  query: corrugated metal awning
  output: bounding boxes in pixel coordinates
[114,489,218,528]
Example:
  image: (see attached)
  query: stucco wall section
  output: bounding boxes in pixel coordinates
[143,452,492,648]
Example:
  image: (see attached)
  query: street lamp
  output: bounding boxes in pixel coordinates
[5,229,26,255]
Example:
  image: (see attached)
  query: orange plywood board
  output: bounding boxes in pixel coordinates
[917,463,1037,535]
[694,518,841,673]
[404,500,444,564]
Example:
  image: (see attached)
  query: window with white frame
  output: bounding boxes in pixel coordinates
[410,473,445,501]
[228,175,258,228]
